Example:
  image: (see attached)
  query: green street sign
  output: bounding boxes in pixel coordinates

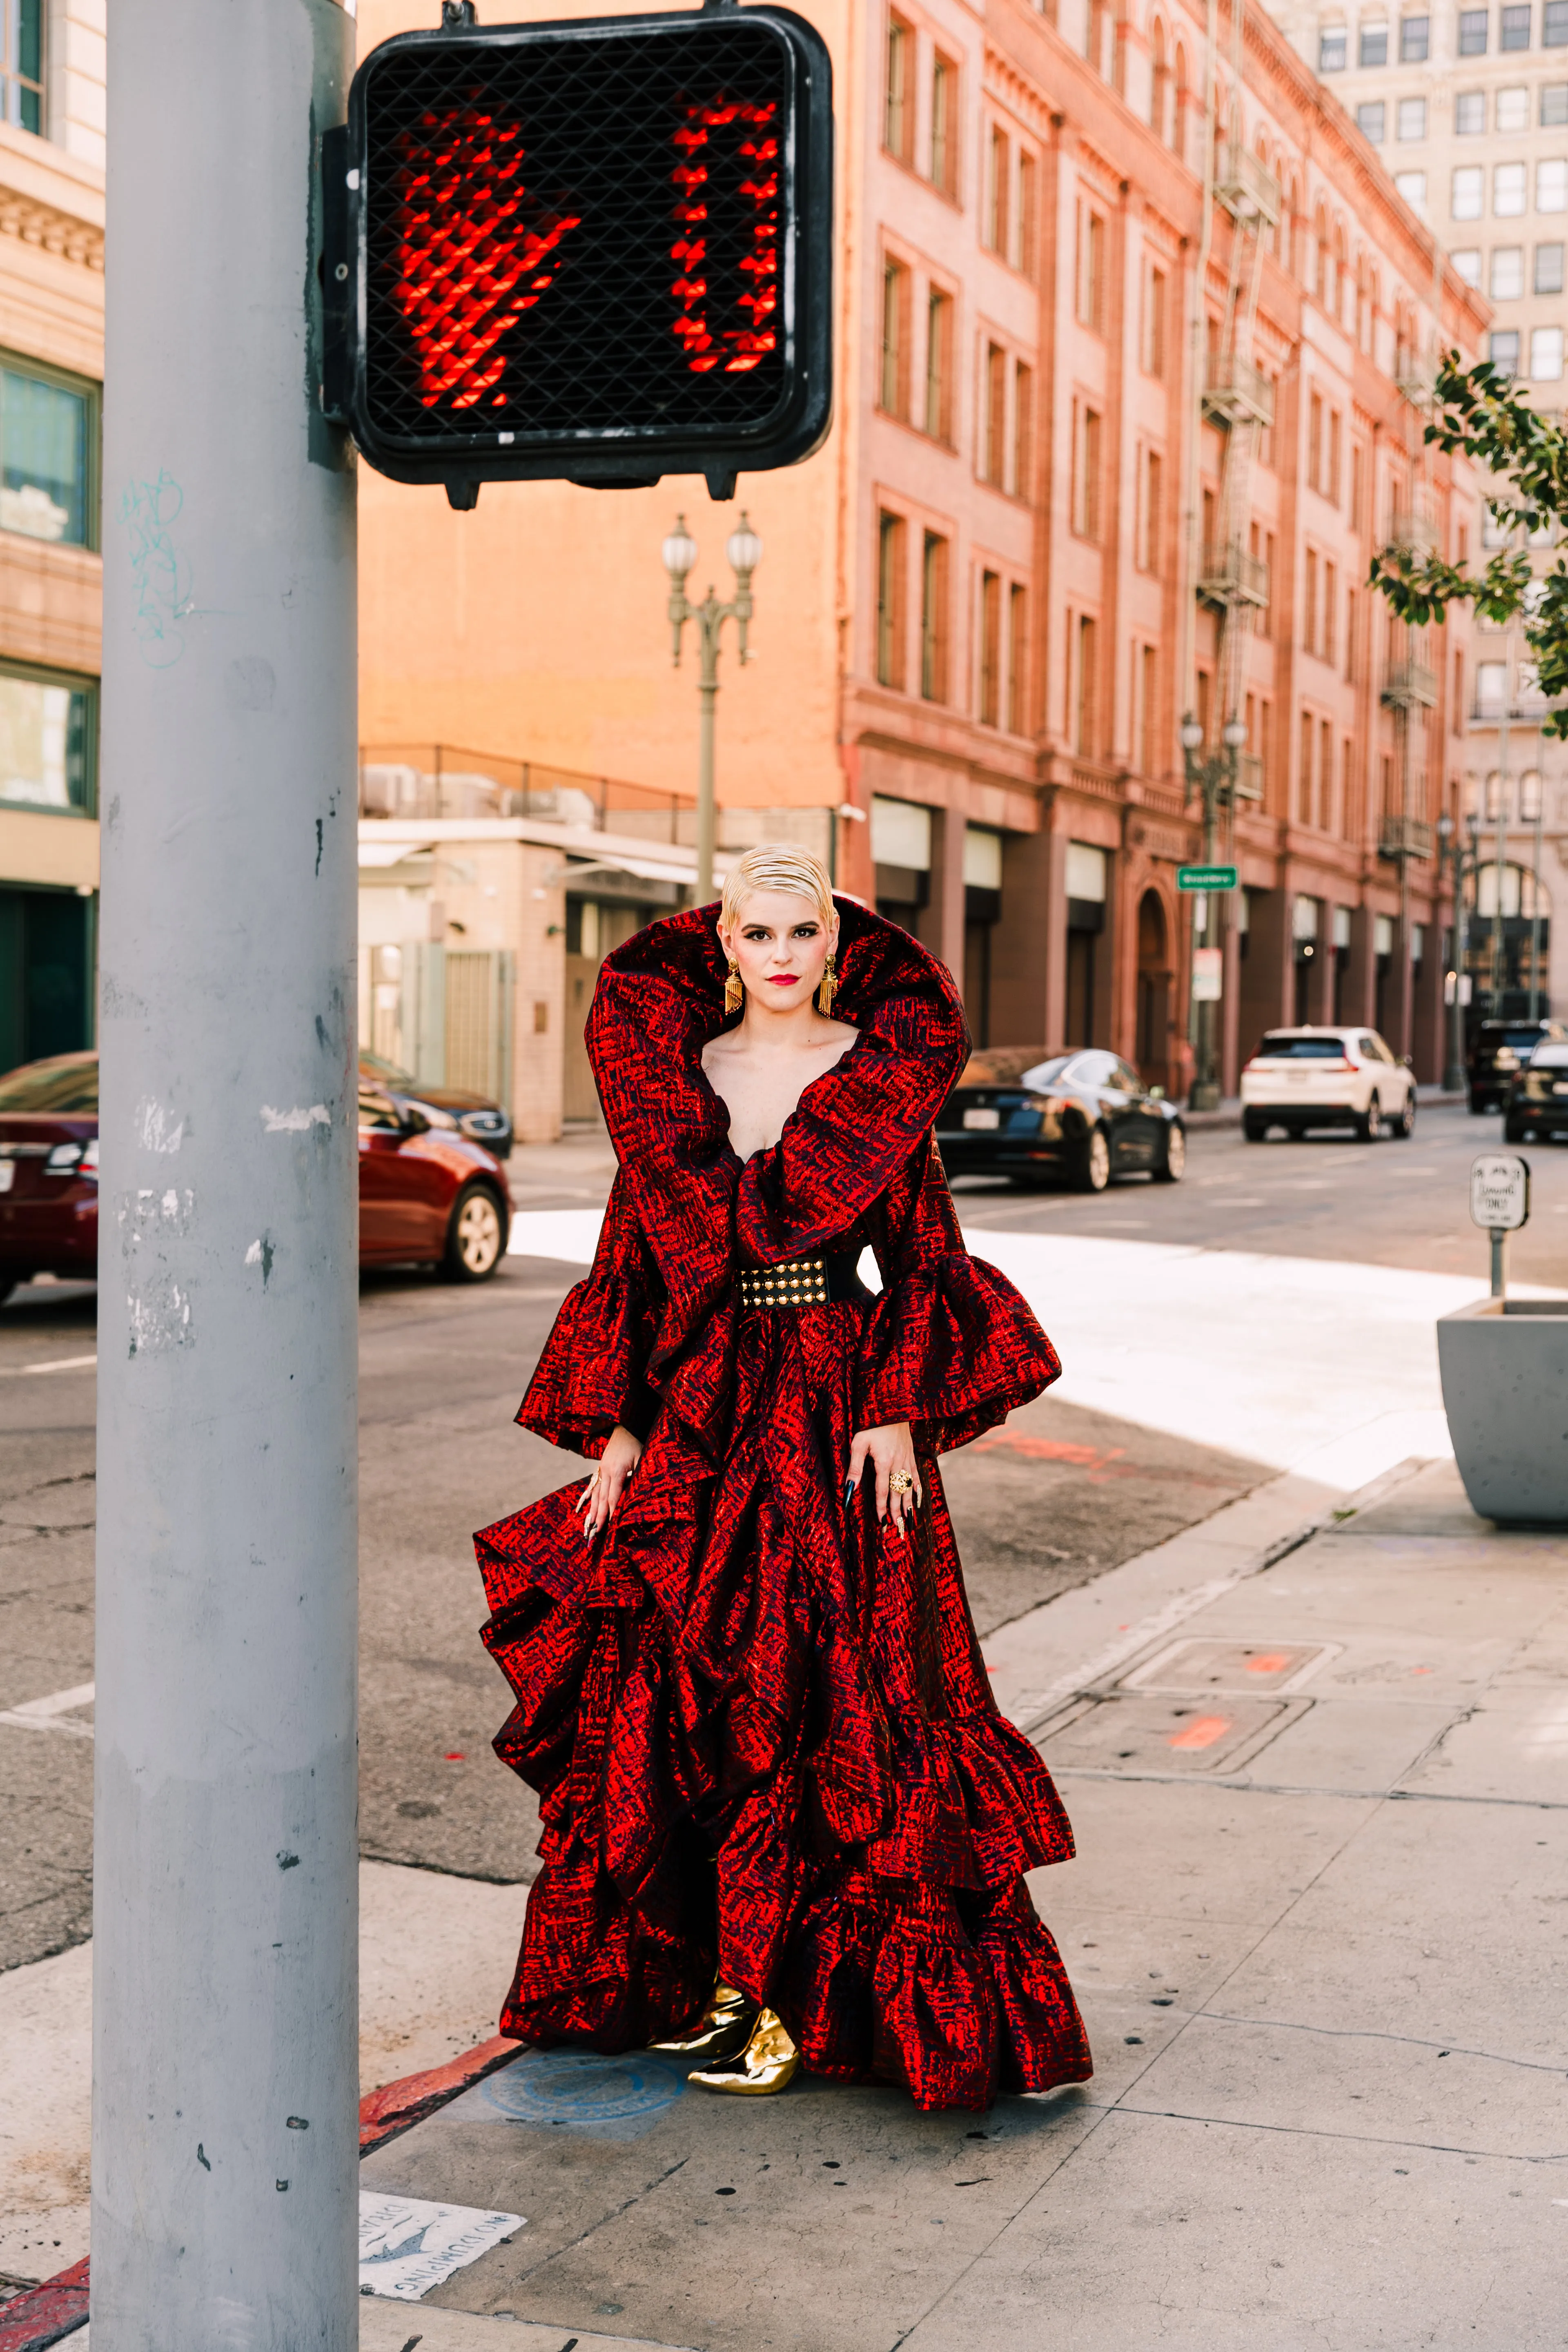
[1177,864,1238,892]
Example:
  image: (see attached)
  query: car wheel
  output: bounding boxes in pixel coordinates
[1243,1113,1268,1143]
[1504,1117,1526,1143]
[1356,1092,1383,1143]
[1393,1092,1417,1139]
[443,1183,506,1281]
[1076,1126,1112,1193]
[1154,1123,1186,1182]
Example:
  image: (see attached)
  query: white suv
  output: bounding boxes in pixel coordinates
[1241,1026,1417,1143]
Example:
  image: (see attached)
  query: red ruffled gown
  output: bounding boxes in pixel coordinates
[474,900,1091,2111]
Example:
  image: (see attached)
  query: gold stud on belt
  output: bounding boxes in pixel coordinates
[737,1257,830,1310]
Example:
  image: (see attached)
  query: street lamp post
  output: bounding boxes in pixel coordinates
[1180,710,1252,1111]
[1437,807,1483,1094]
[662,512,764,904]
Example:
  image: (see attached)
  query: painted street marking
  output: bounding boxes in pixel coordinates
[358,2190,523,2301]
[0,1354,98,1376]
[0,1679,95,1738]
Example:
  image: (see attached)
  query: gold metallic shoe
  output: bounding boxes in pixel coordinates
[687,2006,800,2096]
[647,1982,756,2066]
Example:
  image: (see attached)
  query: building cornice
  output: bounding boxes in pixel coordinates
[0,186,102,270]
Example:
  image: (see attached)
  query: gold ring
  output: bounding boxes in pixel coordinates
[888,1470,915,1493]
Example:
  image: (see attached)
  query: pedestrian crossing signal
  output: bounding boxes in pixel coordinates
[321,2,833,507]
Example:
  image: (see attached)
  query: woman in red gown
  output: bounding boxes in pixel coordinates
[474,846,1091,2111]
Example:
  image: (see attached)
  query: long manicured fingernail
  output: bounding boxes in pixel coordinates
[844,1477,856,1501]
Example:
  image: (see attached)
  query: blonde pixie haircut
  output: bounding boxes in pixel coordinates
[718,843,835,935]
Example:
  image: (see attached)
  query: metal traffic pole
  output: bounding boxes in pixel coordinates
[94,4,359,2345]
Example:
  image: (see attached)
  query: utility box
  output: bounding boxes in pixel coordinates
[1437,1297,1568,1524]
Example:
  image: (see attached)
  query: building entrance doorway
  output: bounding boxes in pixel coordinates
[1135,889,1170,1085]
[0,886,94,1074]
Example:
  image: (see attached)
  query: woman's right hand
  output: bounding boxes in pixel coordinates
[577,1423,643,1541]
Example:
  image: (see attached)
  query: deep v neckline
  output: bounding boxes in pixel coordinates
[697,1029,864,1167]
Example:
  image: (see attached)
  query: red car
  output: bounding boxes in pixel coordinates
[0,1050,511,1307]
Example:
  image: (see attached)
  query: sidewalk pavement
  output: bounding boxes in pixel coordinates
[344,1452,1566,2352]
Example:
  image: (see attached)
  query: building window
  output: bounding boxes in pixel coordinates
[1320,24,1348,65]
[978,569,1002,725]
[885,15,913,162]
[0,362,96,549]
[1456,88,1486,129]
[1453,164,1484,216]
[1398,95,1428,136]
[1531,323,1565,376]
[1459,6,1489,48]
[1395,169,1428,204]
[1452,244,1483,281]
[1140,644,1159,775]
[1076,205,1104,329]
[1495,159,1528,212]
[1501,1,1532,42]
[1143,263,1167,374]
[982,341,1006,485]
[0,1,42,136]
[876,512,906,688]
[1075,615,1098,755]
[1358,100,1387,139]
[1303,548,1318,651]
[1007,585,1029,733]
[880,259,910,417]
[1072,404,1101,538]
[1298,710,1314,824]
[985,127,1010,253]
[1401,11,1432,52]
[920,532,949,701]
[1539,156,1568,208]
[1360,21,1390,62]
[1548,0,1568,36]
[929,52,958,193]
[1536,238,1565,290]
[0,664,96,815]
[1497,82,1530,125]
[1324,561,1337,665]
[924,289,953,440]
[1546,79,1568,115]
[1139,447,1163,571]
[1492,243,1526,295]
[1490,327,1521,372]
[1017,151,1038,274]
[1013,361,1033,496]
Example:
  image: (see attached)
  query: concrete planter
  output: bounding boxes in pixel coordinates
[1437,1298,1568,1524]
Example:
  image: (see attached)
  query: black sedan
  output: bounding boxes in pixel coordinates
[936,1047,1185,1192]
[1505,1040,1568,1142]
[1468,1019,1568,1115]
[359,1047,513,1158]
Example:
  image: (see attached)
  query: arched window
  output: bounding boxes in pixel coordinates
[1314,205,1330,304]
[1285,177,1302,277]
[1333,223,1348,324]
[1151,18,1168,138]
[1173,44,1188,162]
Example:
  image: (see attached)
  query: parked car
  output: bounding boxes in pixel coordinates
[1504,1039,1568,1142]
[1467,1019,1568,1115]
[359,1046,514,1158]
[936,1046,1186,1192]
[0,1051,511,1306]
[1241,1026,1416,1142]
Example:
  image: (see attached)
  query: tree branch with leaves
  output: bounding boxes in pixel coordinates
[1368,353,1568,737]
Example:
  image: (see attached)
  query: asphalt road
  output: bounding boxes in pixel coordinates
[1,1098,1553,1978]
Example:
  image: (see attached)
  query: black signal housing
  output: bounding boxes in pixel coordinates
[322,3,833,504]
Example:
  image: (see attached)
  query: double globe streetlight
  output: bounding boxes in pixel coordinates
[662,512,764,903]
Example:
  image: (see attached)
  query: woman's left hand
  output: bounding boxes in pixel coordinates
[846,1420,922,1537]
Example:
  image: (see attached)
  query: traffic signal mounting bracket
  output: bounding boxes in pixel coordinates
[321,2,833,507]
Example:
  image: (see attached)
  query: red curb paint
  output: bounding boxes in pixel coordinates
[0,2256,89,2351]
[1169,1714,1232,1751]
[359,2030,524,2152]
[2,2034,527,2346]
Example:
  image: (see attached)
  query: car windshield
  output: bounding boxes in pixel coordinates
[1020,1056,1071,1088]
[0,1056,99,1113]
[1257,1036,1347,1059]
[1494,1031,1549,1054]
[1530,1045,1568,1069]
[360,1047,417,1088]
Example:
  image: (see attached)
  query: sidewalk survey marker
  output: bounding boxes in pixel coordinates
[358,2193,524,2302]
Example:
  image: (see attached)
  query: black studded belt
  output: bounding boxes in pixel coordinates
[737,1256,831,1311]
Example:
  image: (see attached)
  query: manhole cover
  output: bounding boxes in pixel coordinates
[1036,1693,1294,1773]
[1121,1639,1332,1695]
[479,2049,684,2127]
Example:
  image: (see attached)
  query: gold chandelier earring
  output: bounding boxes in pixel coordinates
[816,953,838,1016]
[724,957,744,1016]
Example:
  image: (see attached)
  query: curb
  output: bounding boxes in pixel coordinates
[0,2036,526,2349]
